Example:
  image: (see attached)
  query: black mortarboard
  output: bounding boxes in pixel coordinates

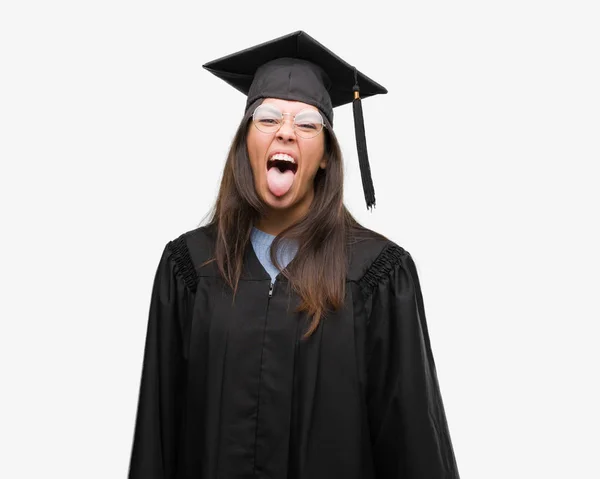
[202,30,387,210]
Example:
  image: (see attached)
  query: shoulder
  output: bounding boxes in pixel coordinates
[164,223,218,288]
[170,223,216,260]
[347,225,412,295]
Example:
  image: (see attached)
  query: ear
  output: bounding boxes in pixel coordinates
[319,155,327,169]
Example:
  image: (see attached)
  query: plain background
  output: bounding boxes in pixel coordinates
[1,1,599,477]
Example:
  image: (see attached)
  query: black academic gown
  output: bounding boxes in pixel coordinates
[128,225,460,479]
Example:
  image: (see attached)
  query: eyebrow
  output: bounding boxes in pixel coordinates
[262,104,320,115]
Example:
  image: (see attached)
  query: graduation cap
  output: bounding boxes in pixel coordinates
[202,30,387,210]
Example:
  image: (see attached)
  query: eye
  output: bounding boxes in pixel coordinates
[294,109,323,131]
[296,122,318,130]
[258,118,280,125]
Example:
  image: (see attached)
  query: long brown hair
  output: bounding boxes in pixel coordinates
[201,99,382,337]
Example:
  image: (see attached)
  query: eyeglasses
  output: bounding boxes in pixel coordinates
[252,104,325,139]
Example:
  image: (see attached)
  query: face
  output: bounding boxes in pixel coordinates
[247,98,327,215]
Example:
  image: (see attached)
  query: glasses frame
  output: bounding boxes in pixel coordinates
[252,104,326,139]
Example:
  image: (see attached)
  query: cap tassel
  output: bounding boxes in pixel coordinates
[352,69,376,211]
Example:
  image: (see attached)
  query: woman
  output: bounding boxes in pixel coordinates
[128,31,460,479]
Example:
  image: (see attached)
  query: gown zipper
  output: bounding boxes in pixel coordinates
[254,279,274,474]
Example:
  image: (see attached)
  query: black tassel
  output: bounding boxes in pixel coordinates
[352,68,376,211]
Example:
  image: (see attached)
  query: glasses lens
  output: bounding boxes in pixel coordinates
[253,105,282,133]
[294,109,324,138]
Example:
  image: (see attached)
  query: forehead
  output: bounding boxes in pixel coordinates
[261,98,319,114]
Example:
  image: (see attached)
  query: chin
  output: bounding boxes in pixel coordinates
[263,191,296,209]
[260,183,307,210]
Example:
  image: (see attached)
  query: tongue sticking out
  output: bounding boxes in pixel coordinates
[267,167,295,197]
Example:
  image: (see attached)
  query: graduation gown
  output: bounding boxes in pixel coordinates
[128,225,459,478]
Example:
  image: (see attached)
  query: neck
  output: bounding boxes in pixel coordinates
[257,190,314,236]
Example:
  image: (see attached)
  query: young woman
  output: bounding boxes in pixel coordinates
[128,31,460,479]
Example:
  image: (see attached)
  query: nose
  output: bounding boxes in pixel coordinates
[276,117,296,143]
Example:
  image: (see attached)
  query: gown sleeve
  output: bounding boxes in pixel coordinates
[361,243,460,478]
[128,236,197,479]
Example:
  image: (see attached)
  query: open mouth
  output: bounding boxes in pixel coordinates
[267,158,298,174]
[265,153,298,197]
